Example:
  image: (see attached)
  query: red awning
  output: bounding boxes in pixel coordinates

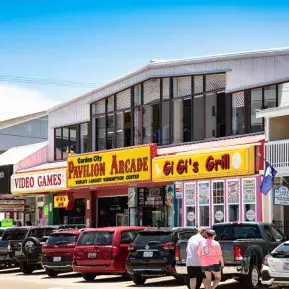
[157,134,264,156]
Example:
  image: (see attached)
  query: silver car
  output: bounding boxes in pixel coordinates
[261,240,289,288]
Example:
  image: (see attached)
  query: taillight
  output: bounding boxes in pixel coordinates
[74,250,84,260]
[161,242,175,250]
[233,245,243,260]
[42,243,48,248]
[7,244,11,252]
[128,243,135,252]
[263,254,270,266]
[112,246,119,260]
[175,244,180,261]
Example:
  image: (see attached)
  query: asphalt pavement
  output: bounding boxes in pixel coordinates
[0,268,250,289]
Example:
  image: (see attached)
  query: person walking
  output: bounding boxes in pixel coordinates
[186,227,207,289]
[198,230,224,289]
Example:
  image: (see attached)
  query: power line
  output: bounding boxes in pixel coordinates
[0,75,98,88]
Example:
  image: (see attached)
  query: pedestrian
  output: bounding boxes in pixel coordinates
[198,230,224,289]
[25,221,32,226]
[186,227,207,289]
[16,221,22,227]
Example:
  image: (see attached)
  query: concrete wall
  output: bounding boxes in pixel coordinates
[269,115,289,141]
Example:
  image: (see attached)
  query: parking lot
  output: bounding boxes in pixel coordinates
[0,268,252,289]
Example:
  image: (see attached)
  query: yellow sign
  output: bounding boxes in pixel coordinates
[54,194,69,208]
[153,146,255,181]
[67,145,155,188]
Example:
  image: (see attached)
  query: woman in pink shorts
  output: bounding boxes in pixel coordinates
[198,230,224,289]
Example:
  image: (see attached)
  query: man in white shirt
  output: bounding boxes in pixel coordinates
[186,227,207,289]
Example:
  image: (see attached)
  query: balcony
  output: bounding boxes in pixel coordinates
[266,139,289,176]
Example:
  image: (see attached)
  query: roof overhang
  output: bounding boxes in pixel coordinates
[256,106,289,119]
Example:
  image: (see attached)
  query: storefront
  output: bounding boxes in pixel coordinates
[67,144,163,227]
[153,141,264,227]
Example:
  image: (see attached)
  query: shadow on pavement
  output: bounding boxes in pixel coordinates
[127,278,184,288]
[16,270,45,276]
[0,268,20,274]
[75,275,130,284]
[42,273,82,279]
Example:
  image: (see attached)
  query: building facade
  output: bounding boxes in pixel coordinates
[10,48,289,228]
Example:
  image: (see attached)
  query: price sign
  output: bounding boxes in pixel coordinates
[54,195,69,208]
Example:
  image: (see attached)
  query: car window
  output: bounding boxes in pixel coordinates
[274,243,289,254]
[1,229,29,241]
[134,231,173,245]
[264,225,275,242]
[270,225,285,242]
[178,231,197,241]
[121,231,140,244]
[0,230,4,238]
[214,225,262,241]
[47,234,78,245]
[78,231,114,246]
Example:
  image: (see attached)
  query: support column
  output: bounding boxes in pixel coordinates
[48,194,60,225]
[85,191,96,228]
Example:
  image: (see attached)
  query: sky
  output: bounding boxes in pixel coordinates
[0,0,289,120]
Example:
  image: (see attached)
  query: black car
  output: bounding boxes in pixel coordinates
[0,227,17,269]
[126,227,197,285]
[7,226,57,274]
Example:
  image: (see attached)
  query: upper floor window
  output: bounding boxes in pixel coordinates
[54,123,89,160]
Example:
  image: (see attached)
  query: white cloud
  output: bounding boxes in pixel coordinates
[0,84,59,121]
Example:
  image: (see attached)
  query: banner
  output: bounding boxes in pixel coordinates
[184,182,196,207]
[67,145,155,188]
[153,146,255,181]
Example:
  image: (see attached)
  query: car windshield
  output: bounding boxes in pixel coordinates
[78,231,114,246]
[47,234,78,245]
[0,230,4,238]
[134,231,173,245]
[1,229,29,241]
[214,225,262,241]
[273,243,289,256]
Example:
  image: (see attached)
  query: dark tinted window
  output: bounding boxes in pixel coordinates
[134,231,173,245]
[2,229,29,241]
[0,230,4,237]
[78,231,114,246]
[270,225,285,242]
[264,225,275,242]
[121,231,140,244]
[214,225,261,241]
[178,230,197,241]
[47,234,78,245]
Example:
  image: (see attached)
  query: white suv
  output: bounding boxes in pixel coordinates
[261,241,289,288]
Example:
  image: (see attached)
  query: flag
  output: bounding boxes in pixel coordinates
[260,162,277,195]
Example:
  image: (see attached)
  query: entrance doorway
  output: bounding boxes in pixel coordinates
[98,196,128,227]
[58,198,85,225]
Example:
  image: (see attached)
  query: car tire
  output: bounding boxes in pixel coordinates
[240,265,260,289]
[19,261,35,275]
[131,275,146,285]
[45,268,59,277]
[82,273,97,281]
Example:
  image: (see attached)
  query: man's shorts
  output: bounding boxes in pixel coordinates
[187,266,206,279]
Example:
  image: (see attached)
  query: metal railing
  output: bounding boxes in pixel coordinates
[273,220,289,237]
[266,139,289,175]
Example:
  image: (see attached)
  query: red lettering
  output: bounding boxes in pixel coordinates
[142,157,148,171]
[163,161,173,176]
[193,161,199,173]
[119,160,125,174]
[205,154,230,172]
[177,159,186,174]
[205,156,214,172]
[125,159,131,173]
[68,161,74,179]
[130,159,136,173]
[57,174,62,185]
[110,155,118,175]
[137,158,142,172]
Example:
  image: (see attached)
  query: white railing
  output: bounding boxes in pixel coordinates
[266,139,289,175]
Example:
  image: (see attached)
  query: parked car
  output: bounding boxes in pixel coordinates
[73,226,146,281]
[175,222,286,289]
[0,227,17,269]
[261,240,289,288]
[126,227,197,285]
[42,229,81,277]
[8,226,57,274]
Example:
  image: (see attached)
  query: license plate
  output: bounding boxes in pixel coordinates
[143,251,153,258]
[53,257,61,262]
[88,252,97,258]
[283,263,289,270]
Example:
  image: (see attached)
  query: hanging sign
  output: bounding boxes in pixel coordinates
[153,146,255,181]
[1,219,13,227]
[274,186,289,206]
[54,194,69,208]
[0,199,25,212]
[67,144,156,188]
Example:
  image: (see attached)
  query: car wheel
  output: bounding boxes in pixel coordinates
[45,268,59,277]
[240,265,260,289]
[82,273,97,281]
[19,262,35,275]
[23,237,41,254]
[131,275,146,285]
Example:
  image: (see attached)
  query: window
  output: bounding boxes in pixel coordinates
[116,111,131,148]
[107,114,115,149]
[120,230,139,244]
[162,101,170,145]
[54,123,90,160]
[2,229,29,241]
[227,179,240,222]
[198,182,210,227]
[251,88,263,132]
[142,103,160,144]
[78,231,114,246]
[96,116,106,150]
[212,181,224,224]
[278,82,289,106]
[243,178,256,222]
[232,92,245,135]
[134,231,173,245]
[270,225,285,242]
[134,108,142,145]
[264,225,275,242]
[264,85,277,109]
[193,95,205,140]
[47,234,78,245]
[214,225,261,241]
